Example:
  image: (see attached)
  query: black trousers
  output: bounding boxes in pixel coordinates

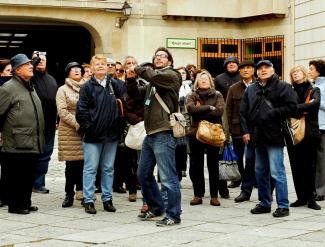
[287,137,317,203]
[2,152,39,210]
[189,136,220,198]
[232,138,245,180]
[0,150,9,204]
[65,160,84,197]
[126,148,138,194]
[113,145,127,189]
[175,144,188,181]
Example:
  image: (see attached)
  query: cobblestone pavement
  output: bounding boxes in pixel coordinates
[1,134,325,246]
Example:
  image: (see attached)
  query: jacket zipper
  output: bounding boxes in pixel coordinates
[29,91,41,152]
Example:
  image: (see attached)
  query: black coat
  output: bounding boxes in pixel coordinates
[76,75,125,143]
[293,82,320,139]
[240,74,297,146]
[31,70,58,138]
[214,71,240,100]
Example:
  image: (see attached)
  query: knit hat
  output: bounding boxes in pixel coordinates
[223,56,239,69]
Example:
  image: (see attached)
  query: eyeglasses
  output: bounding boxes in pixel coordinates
[71,67,81,72]
[107,63,116,67]
[116,69,124,73]
[153,53,168,59]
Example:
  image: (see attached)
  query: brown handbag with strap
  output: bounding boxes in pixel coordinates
[196,120,226,147]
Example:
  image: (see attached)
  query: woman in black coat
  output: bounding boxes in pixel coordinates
[287,65,321,210]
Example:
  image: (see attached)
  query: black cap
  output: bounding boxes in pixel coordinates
[238,60,255,69]
[10,54,31,71]
[65,62,84,76]
[256,60,273,69]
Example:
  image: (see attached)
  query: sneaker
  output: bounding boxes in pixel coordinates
[190,196,202,205]
[128,193,137,202]
[272,208,289,217]
[210,197,221,206]
[32,186,49,194]
[84,202,97,214]
[103,200,116,212]
[289,200,306,207]
[138,211,162,221]
[156,217,180,227]
[75,191,83,200]
[250,204,271,214]
[308,201,321,210]
[140,204,149,213]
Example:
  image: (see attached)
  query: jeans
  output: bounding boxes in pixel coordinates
[255,144,289,208]
[83,141,118,203]
[34,132,55,189]
[138,132,181,220]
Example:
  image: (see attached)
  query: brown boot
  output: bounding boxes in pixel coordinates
[190,196,203,205]
[210,197,221,206]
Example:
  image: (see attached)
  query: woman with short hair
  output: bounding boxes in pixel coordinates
[287,65,321,210]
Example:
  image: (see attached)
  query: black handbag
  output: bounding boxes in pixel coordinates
[219,144,241,181]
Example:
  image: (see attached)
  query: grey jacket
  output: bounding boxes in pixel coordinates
[0,75,45,153]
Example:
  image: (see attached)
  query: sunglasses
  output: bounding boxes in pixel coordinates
[116,69,124,73]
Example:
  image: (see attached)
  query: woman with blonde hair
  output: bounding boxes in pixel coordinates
[186,70,225,206]
[56,62,85,207]
[286,64,321,210]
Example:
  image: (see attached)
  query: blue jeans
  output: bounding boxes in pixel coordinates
[83,141,118,203]
[255,144,289,208]
[34,132,55,189]
[138,132,181,220]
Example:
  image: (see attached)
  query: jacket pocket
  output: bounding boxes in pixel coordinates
[12,127,34,149]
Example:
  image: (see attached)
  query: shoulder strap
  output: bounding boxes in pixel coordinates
[305,89,312,103]
[155,93,170,114]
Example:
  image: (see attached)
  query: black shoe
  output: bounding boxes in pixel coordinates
[272,208,289,217]
[62,195,74,208]
[308,201,321,210]
[228,181,241,188]
[315,195,325,201]
[33,187,50,194]
[289,200,307,207]
[103,200,116,212]
[84,202,96,214]
[113,186,126,193]
[8,208,30,214]
[250,204,271,214]
[234,193,250,203]
[0,200,3,207]
[28,206,38,212]
[220,193,230,199]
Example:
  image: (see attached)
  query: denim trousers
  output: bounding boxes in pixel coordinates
[138,132,181,220]
[83,141,118,203]
[255,144,289,208]
[34,132,55,189]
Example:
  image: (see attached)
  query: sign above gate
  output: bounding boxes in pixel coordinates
[166,38,196,49]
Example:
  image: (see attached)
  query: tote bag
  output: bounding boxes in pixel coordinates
[125,121,146,150]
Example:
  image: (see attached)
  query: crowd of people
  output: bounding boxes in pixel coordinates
[0,47,324,226]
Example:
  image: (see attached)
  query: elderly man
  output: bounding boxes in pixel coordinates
[226,60,256,201]
[31,51,58,194]
[127,47,182,226]
[240,60,297,217]
[0,54,45,214]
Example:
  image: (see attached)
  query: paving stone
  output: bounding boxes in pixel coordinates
[292,229,325,242]
[15,239,89,247]
[0,219,37,233]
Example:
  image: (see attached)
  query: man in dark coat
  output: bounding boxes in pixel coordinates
[0,54,45,214]
[31,51,58,194]
[240,60,297,217]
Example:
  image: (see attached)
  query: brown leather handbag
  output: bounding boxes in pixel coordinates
[196,120,226,147]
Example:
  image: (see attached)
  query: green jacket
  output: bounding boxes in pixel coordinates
[133,66,181,135]
[0,75,45,153]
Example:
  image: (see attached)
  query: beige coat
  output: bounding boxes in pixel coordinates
[56,78,85,161]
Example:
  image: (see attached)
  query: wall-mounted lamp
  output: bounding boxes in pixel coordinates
[115,1,132,28]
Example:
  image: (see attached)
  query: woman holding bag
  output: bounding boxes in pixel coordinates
[287,65,321,210]
[185,70,225,206]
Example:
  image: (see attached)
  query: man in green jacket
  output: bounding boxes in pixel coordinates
[127,47,182,226]
[0,54,45,214]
